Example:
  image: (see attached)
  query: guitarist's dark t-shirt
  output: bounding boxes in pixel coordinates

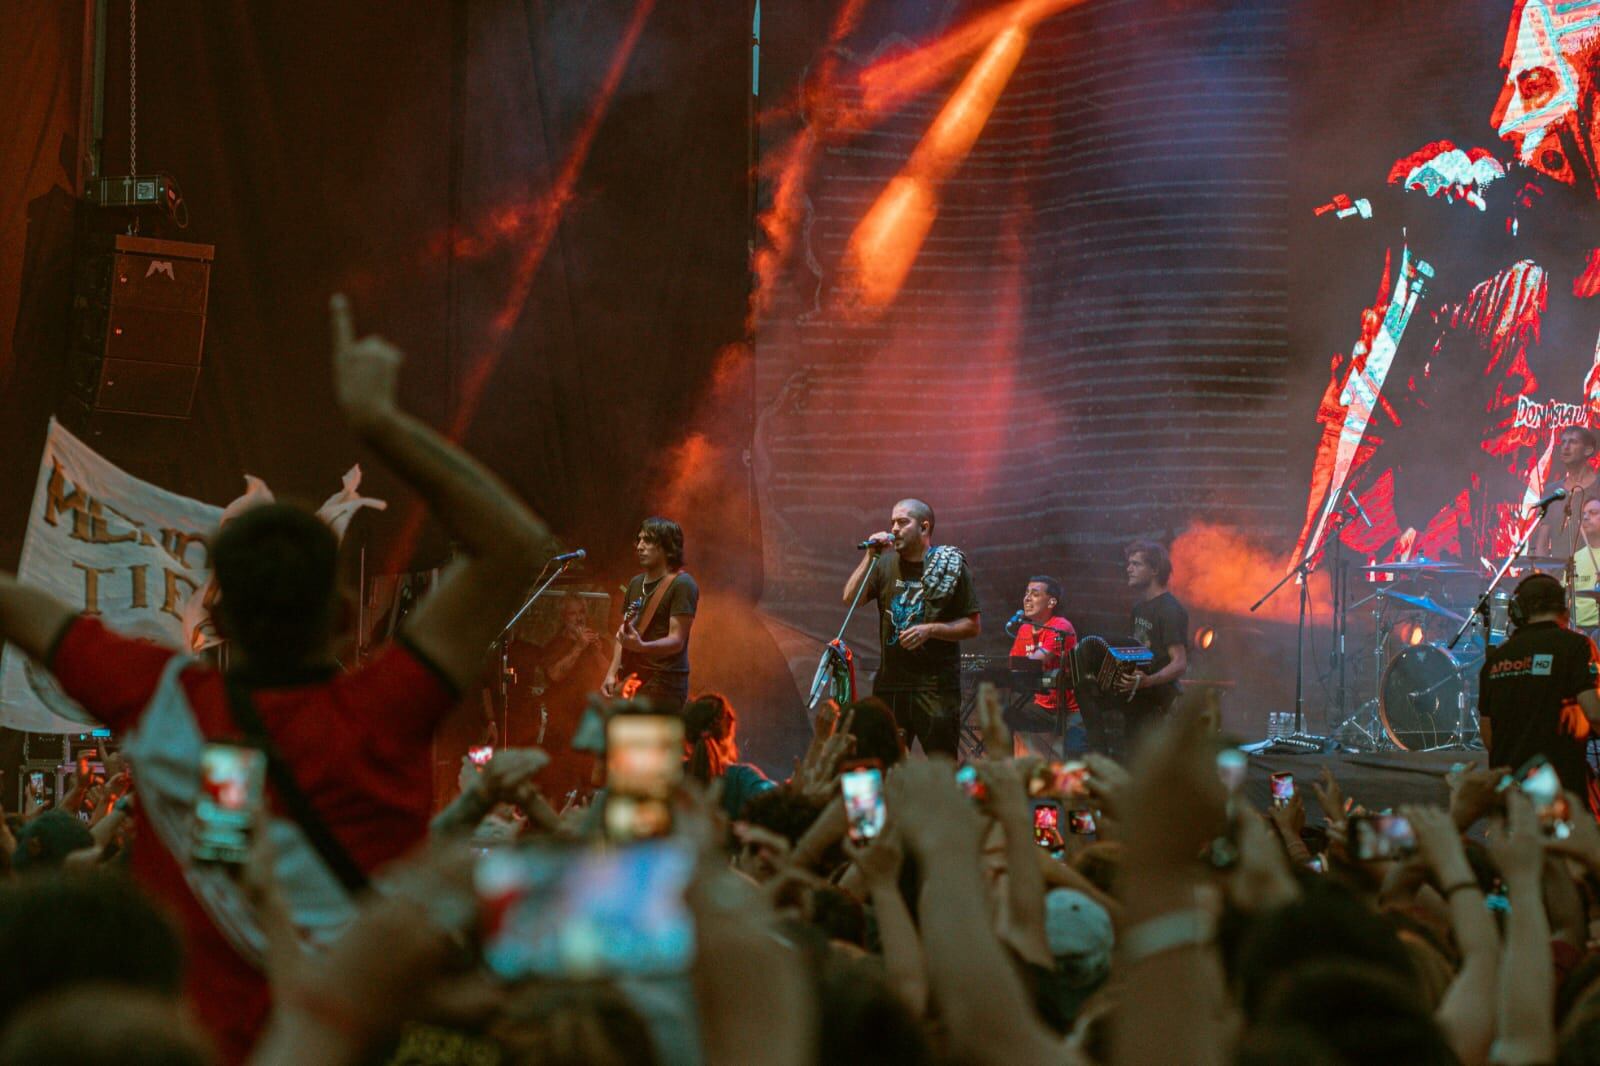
[620,571,699,697]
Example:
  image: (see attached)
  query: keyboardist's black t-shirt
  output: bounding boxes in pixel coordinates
[1130,591,1188,710]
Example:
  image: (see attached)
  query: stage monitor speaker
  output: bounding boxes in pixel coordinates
[68,234,213,419]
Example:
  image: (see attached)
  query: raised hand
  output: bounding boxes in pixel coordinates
[1446,762,1505,830]
[1400,804,1475,888]
[1309,766,1350,832]
[976,681,1009,758]
[889,759,986,860]
[329,294,403,432]
[479,748,550,808]
[1488,791,1545,885]
[843,821,905,889]
[1121,703,1228,871]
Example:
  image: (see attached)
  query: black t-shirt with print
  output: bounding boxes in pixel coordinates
[620,571,699,687]
[1478,621,1600,796]
[1130,591,1189,708]
[866,551,980,693]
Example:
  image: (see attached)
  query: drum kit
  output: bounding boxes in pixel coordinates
[1339,553,1576,752]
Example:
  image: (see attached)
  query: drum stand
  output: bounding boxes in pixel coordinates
[1334,588,1394,752]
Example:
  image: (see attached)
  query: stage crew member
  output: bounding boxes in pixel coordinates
[1008,575,1082,758]
[845,498,980,756]
[605,516,698,712]
[1478,573,1600,807]
[1115,538,1189,752]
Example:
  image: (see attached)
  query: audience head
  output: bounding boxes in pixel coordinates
[211,502,341,669]
[844,697,905,769]
[11,811,93,873]
[0,873,184,1033]
[0,986,212,1066]
[683,693,738,782]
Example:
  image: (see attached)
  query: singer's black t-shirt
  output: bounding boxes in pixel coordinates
[865,552,979,693]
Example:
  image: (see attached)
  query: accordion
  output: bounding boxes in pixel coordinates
[1068,636,1155,694]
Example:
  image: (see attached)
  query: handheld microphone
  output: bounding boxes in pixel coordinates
[551,549,587,563]
[1533,487,1568,511]
[857,537,892,551]
[1004,610,1027,638]
[1312,193,1373,220]
[1346,489,1374,528]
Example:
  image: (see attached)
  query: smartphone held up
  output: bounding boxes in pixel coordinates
[841,761,886,845]
[191,743,268,866]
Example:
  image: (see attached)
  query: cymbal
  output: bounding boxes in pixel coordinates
[1513,555,1568,568]
[1377,589,1468,623]
[1361,558,1475,574]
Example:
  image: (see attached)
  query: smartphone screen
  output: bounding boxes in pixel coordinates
[1067,808,1097,836]
[955,764,988,803]
[1270,772,1295,807]
[1029,760,1091,799]
[1032,799,1065,848]
[1216,748,1248,793]
[191,744,268,865]
[1350,813,1417,862]
[605,713,685,798]
[477,840,695,979]
[1514,757,1574,838]
[841,763,886,844]
[468,745,494,766]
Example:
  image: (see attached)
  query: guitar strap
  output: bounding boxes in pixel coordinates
[636,570,681,635]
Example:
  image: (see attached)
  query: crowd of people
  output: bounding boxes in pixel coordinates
[0,299,1597,1065]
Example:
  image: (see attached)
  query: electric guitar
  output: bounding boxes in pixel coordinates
[614,593,646,698]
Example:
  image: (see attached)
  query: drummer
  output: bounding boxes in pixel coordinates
[1533,425,1600,557]
[1570,497,1600,643]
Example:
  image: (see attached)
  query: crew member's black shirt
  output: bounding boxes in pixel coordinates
[1130,591,1189,708]
[1478,620,1599,796]
[866,551,980,693]
[620,571,699,689]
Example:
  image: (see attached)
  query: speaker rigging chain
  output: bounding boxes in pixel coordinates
[129,0,137,177]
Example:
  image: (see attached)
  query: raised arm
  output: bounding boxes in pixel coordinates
[842,541,886,604]
[0,574,78,665]
[330,295,550,689]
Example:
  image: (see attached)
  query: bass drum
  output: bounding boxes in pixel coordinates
[1379,643,1477,751]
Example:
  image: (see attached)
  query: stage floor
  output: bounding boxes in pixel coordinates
[1240,748,1467,821]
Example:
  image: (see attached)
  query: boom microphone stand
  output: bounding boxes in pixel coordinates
[808,549,881,707]
[1252,505,1357,750]
[491,555,579,738]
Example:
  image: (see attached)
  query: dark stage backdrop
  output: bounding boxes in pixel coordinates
[0,2,813,769]
[751,0,1299,733]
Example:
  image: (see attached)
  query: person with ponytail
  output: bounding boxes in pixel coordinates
[682,693,775,820]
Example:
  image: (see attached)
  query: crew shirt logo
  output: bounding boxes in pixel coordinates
[1532,654,1553,676]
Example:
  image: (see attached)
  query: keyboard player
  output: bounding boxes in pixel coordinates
[1007,576,1083,758]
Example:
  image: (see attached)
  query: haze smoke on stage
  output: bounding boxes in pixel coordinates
[1170,520,1333,626]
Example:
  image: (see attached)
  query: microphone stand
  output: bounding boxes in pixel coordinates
[1447,497,1558,652]
[491,556,577,739]
[1252,504,1357,749]
[809,549,882,707]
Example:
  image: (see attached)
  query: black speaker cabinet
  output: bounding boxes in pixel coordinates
[69,234,213,418]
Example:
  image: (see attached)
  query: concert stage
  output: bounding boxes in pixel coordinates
[1240,748,1465,822]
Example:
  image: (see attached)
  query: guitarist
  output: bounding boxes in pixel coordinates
[604,516,698,711]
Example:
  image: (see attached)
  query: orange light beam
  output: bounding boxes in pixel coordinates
[842,17,1032,313]
[749,0,872,329]
[384,0,654,575]
[854,0,1088,125]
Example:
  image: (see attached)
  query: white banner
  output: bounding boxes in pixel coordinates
[0,419,384,733]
